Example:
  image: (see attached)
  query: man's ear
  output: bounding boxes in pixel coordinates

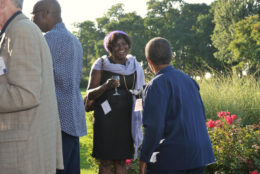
[147,57,155,73]
[147,57,152,66]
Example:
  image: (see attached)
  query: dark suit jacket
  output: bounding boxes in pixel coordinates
[140,66,215,171]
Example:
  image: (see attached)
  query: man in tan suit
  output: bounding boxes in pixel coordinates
[0,0,63,173]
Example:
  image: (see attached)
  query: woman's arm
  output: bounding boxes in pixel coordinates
[87,68,118,100]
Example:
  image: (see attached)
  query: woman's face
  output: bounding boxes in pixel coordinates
[111,38,129,60]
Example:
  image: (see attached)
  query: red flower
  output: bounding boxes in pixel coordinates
[251,171,259,174]
[207,120,216,128]
[217,111,228,118]
[126,159,132,167]
[224,116,233,125]
[231,114,237,120]
[215,120,223,127]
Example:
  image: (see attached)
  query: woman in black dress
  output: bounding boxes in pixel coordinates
[87,31,145,174]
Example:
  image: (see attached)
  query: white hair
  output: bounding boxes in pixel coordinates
[11,0,24,9]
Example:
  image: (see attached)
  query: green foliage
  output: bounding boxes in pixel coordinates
[126,157,140,174]
[211,0,260,68]
[173,3,216,74]
[145,0,218,75]
[228,15,260,74]
[198,74,260,126]
[205,113,260,173]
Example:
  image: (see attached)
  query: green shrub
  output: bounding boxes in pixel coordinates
[205,111,260,174]
[126,157,140,174]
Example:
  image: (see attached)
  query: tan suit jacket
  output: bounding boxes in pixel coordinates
[0,13,63,174]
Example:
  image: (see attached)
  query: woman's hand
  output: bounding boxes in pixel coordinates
[104,78,119,90]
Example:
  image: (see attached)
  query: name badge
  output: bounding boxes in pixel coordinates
[101,100,112,115]
[134,98,143,112]
[0,57,7,76]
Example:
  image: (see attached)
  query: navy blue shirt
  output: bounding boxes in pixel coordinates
[45,22,86,137]
[140,66,215,171]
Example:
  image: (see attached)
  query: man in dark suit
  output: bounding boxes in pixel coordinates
[140,37,215,174]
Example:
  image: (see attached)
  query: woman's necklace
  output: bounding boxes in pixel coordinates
[123,73,136,91]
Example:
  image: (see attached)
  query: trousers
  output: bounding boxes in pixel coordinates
[56,131,80,174]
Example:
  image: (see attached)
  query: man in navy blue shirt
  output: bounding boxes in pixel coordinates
[140,37,215,174]
[32,0,86,174]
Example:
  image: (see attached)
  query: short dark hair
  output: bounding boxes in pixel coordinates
[145,37,172,65]
[107,33,132,54]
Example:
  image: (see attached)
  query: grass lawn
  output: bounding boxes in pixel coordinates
[81,169,96,174]
[80,112,97,173]
[80,91,97,173]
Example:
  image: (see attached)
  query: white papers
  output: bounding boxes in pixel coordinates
[0,57,7,76]
[101,100,111,115]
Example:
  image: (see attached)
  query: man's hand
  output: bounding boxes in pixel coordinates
[139,161,147,174]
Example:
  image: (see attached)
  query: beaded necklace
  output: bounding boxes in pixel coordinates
[123,73,136,91]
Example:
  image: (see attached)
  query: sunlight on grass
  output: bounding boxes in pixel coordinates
[198,74,260,125]
[81,169,96,174]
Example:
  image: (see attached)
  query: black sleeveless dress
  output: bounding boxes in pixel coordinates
[92,69,136,160]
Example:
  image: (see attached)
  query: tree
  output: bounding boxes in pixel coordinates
[145,0,220,75]
[173,3,217,74]
[211,0,260,70]
[75,20,104,87]
[228,15,260,74]
[145,0,182,39]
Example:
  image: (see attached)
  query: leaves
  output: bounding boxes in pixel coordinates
[206,112,260,173]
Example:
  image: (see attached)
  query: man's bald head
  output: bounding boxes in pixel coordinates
[32,0,62,32]
[33,0,61,20]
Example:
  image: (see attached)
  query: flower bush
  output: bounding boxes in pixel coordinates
[205,111,260,174]
[126,156,141,174]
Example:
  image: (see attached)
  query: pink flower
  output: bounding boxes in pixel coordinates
[217,112,222,118]
[215,120,223,127]
[126,159,132,167]
[231,114,237,120]
[224,116,233,125]
[251,171,259,174]
[217,111,228,118]
[207,120,216,128]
